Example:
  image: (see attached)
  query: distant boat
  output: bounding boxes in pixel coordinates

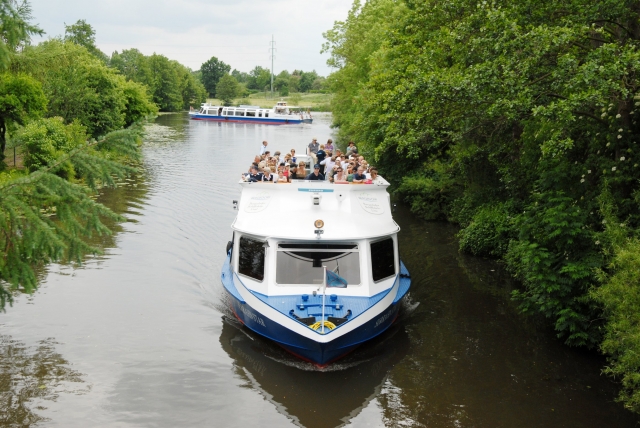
[189,101,313,125]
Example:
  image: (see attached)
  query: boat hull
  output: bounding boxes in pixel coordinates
[190,113,307,125]
[220,254,409,366]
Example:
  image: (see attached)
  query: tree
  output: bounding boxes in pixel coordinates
[120,79,158,126]
[0,72,47,168]
[64,19,108,63]
[231,69,249,84]
[247,66,271,90]
[0,0,43,70]
[109,49,152,84]
[299,71,318,92]
[147,54,182,111]
[172,60,207,110]
[215,74,239,106]
[200,56,230,96]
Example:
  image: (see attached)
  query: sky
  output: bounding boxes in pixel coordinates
[27,0,353,77]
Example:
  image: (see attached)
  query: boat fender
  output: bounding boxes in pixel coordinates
[310,321,337,331]
[226,240,233,255]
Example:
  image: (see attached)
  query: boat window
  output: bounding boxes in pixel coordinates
[236,110,245,116]
[265,112,269,118]
[371,238,395,282]
[239,236,265,281]
[222,109,228,115]
[207,110,216,115]
[276,243,360,285]
[246,111,255,117]
[258,111,263,117]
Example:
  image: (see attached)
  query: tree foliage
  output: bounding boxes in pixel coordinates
[200,56,230,96]
[0,123,144,309]
[111,49,205,111]
[0,0,42,70]
[215,74,239,106]
[0,72,47,166]
[325,0,640,410]
[63,19,108,63]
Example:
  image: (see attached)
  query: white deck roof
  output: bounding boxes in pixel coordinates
[232,180,399,241]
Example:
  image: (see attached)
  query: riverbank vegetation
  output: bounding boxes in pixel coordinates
[0,1,156,309]
[324,0,640,412]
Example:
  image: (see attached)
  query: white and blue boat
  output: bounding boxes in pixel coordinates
[221,178,411,366]
[190,101,313,125]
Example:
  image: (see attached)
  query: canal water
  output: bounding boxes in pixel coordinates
[1,112,638,427]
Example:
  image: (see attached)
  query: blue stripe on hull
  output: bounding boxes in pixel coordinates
[220,253,408,365]
[189,114,304,125]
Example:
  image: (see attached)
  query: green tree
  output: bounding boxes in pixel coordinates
[0,72,47,168]
[147,54,182,111]
[0,124,144,308]
[215,74,238,106]
[121,79,158,126]
[172,60,207,110]
[247,66,271,90]
[299,71,318,92]
[109,49,152,84]
[0,0,43,70]
[200,56,230,96]
[64,19,108,62]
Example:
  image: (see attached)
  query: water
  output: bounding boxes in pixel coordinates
[0,112,638,427]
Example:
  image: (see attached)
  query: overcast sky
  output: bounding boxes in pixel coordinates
[28,0,352,76]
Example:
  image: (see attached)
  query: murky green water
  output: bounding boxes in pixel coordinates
[0,112,638,427]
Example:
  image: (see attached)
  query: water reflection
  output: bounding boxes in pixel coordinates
[219,315,411,428]
[0,335,88,425]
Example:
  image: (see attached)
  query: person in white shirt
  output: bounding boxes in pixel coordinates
[320,156,335,180]
[369,167,384,184]
[259,140,268,155]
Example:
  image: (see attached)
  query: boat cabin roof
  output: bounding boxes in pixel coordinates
[232,180,398,241]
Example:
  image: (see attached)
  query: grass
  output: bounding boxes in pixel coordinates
[206,92,333,111]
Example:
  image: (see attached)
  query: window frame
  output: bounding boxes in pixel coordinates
[369,237,397,283]
[237,235,267,283]
[275,242,361,286]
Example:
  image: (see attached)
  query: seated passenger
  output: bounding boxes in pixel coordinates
[332,167,348,184]
[345,141,357,157]
[262,167,275,182]
[288,163,298,181]
[352,166,367,183]
[345,165,355,182]
[306,164,325,181]
[296,161,307,179]
[369,167,384,184]
[244,165,263,182]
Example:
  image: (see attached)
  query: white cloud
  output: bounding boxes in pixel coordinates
[28,0,351,75]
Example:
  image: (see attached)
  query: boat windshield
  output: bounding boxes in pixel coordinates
[276,243,360,285]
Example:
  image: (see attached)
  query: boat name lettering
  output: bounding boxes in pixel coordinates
[239,304,266,327]
[298,188,334,193]
[244,192,271,213]
[357,192,384,215]
[374,308,395,328]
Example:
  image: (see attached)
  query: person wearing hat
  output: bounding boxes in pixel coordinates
[307,138,320,165]
[306,164,325,181]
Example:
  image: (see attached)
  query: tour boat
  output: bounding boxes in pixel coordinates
[190,101,313,124]
[220,178,411,366]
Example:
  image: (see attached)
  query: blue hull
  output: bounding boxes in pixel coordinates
[220,253,410,365]
[190,114,306,125]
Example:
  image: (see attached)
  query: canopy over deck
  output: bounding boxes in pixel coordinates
[232,180,398,241]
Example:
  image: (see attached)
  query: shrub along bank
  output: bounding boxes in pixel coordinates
[324,0,640,412]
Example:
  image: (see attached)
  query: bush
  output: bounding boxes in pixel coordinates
[458,203,516,258]
[19,117,87,176]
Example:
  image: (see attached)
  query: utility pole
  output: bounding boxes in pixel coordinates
[269,35,276,99]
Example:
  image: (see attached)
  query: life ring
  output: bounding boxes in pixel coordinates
[309,321,337,331]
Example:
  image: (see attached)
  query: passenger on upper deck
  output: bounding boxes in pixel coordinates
[370,167,384,184]
[331,166,348,184]
[262,168,275,182]
[243,165,263,182]
[308,138,319,165]
[345,141,357,157]
[353,166,367,183]
[296,161,307,179]
[316,144,327,174]
[288,163,298,181]
[306,164,325,181]
[325,139,334,152]
[259,140,268,155]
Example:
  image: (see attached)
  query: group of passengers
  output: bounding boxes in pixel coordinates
[243,139,384,184]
